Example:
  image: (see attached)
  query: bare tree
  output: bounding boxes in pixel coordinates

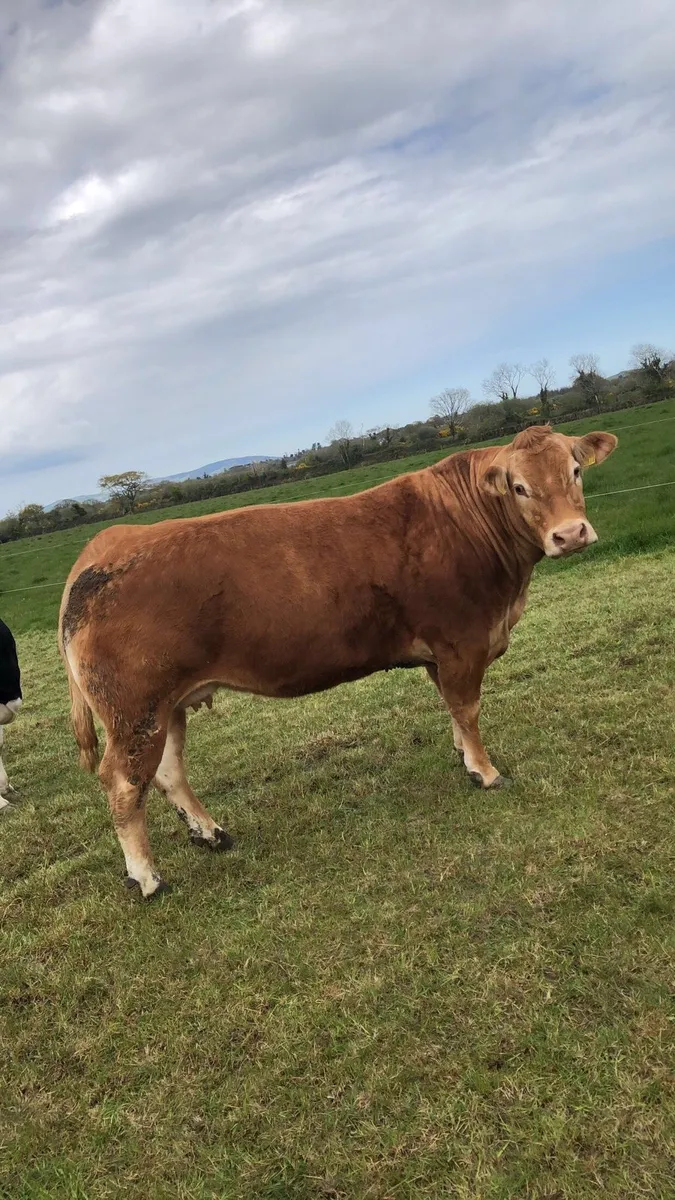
[569,354,605,413]
[569,352,599,378]
[483,363,525,403]
[630,343,672,390]
[528,359,556,419]
[630,343,668,374]
[429,387,470,439]
[327,420,354,445]
[327,420,356,468]
[99,470,149,514]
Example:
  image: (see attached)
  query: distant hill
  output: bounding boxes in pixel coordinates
[47,454,273,509]
[155,455,274,484]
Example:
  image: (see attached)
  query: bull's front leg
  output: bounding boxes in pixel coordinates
[434,650,510,790]
[425,664,464,755]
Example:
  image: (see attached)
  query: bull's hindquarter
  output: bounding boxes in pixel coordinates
[62,473,526,897]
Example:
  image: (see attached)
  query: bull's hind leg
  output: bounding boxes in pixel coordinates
[99,729,171,899]
[154,708,233,851]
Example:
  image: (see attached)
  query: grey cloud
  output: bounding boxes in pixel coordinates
[0,445,91,478]
[1,0,674,510]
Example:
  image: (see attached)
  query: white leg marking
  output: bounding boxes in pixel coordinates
[461,744,500,787]
[155,719,223,845]
[109,771,164,898]
[117,830,163,898]
[458,744,497,782]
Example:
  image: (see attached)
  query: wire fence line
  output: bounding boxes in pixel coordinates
[1,582,67,594]
[595,414,675,433]
[589,480,675,499]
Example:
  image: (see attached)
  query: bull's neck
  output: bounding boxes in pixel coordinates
[429,449,542,586]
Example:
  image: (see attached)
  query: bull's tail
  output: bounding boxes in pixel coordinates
[68,668,99,773]
[59,618,99,774]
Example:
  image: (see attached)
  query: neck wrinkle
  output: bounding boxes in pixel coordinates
[430,449,541,585]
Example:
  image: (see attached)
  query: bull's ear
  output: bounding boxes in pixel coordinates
[481,464,509,496]
[573,431,618,467]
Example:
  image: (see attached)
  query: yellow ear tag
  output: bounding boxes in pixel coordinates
[497,477,507,495]
[586,453,596,467]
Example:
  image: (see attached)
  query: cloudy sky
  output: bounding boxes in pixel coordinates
[1,0,674,512]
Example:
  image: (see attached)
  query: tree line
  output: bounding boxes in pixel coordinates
[1,342,671,543]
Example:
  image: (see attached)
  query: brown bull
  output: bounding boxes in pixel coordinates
[59,425,617,897]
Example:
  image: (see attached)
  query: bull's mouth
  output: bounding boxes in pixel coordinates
[544,541,592,559]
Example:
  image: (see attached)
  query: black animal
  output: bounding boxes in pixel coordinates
[0,618,22,808]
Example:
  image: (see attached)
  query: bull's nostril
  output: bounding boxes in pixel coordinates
[552,532,566,546]
[579,523,587,540]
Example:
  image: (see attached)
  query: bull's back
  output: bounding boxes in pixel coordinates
[66,483,413,596]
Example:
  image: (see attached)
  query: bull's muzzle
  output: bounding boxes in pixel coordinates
[545,519,597,558]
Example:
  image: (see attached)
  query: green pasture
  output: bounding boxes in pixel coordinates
[0,400,673,1198]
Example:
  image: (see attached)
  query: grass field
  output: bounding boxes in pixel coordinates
[0,403,674,1198]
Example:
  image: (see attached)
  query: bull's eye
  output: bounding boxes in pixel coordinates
[574,465,581,481]
[514,484,527,497]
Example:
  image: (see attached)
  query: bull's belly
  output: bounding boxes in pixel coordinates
[181,660,389,706]
[179,646,432,707]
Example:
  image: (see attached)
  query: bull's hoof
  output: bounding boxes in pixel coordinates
[123,875,172,898]
[147,881,173,899]
[469,772,512,790]
[190,827,235,852]
[213,827,235,851]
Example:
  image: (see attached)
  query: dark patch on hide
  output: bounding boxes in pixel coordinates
[61,566,117,641]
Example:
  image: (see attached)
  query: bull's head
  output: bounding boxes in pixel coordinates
[481,425,618,558]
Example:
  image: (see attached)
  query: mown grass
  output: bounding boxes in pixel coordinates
[0,400,674,1197]
[1,398,674,635]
